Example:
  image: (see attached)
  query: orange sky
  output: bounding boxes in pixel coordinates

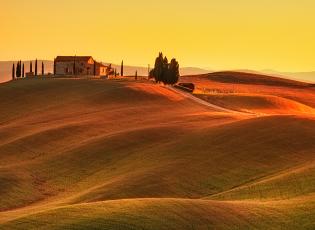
[1,0,315,71]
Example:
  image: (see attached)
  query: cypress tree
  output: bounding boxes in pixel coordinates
[30,61,33,73]
[15,62,19,78]
[53,58,56,75]
[121,60,124,76]
[135,70,138,80]
[162,56,169,83]
[22,63,25,78]
[42,62,44,76]
[153,52,164,83]
[12,63,15,80]
[35,59,38,76]
[149,69,154,79]
[168,58,180,85]
[19,61,22,77]
[16,61,21,78]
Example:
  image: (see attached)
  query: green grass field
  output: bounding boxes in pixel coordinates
[0,77,315,229]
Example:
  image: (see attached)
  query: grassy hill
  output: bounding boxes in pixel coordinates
[198,71,312,87]
[0,77,315,229]
[181,71,315,109]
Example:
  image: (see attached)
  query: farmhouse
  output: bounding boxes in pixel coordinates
[54,56,111,76]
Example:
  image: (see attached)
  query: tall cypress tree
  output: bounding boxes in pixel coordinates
[53,58,56,75]
[12,63,15,80]
[35,59,38,76]
[22,63,25,78]
[121,60,124,76]
[19,61,22,77]
[16,61,21,78]
[153,52,164,83]
[30,61,33,73]
[162,56,168,83]
[42,62,44,76]
[15,62,19,78]
[168,58,180,85]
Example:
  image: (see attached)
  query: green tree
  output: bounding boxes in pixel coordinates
[22,63,25,78]
[42,62,44,76]
[53,58,56,75]
[162,56,169,83]
[15,62,19,78]
[12,63,15,80]
[121,60,124,76]
[153,52,164,83]
[20,61,22,77]
[151,52,180,85]
[30,61,33,73]
[149,69,154,79]
[35,59,38,76]
[16,61,21,78]
[168,58,180,85]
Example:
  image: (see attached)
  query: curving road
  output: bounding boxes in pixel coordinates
[165,85,260,116]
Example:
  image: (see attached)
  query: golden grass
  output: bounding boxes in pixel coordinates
[0,77,315,229]
[2,198,315,230]
[195,93,315,115]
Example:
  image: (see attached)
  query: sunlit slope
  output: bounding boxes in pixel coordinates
[2,198,315,230]
[197,94,315,114]
[1,78,315,229]
[202,71,311,87]
[181,71,315,108]
[0,78,235,211]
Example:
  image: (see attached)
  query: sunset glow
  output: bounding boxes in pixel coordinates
[1,0,315,71]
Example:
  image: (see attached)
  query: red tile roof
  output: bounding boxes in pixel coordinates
[55,56,93,62]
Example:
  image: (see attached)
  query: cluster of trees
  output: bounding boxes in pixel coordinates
[12,61,25,79]
[150,52,180,85]
[12,59,45,80]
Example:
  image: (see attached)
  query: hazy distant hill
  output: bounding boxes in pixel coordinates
[262,69,315,83]
[0,60,210,83]
[1,60,313,83]
[0,61,53,83]
[223,69,315,84]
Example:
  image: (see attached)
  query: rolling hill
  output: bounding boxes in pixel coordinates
[191,71,312,87]
[181,71,315,109]
[0,76,315,229]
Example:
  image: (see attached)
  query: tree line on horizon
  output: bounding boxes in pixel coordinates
[12,59,45,80]
[9,55,179,83]
[150,52,179,85]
